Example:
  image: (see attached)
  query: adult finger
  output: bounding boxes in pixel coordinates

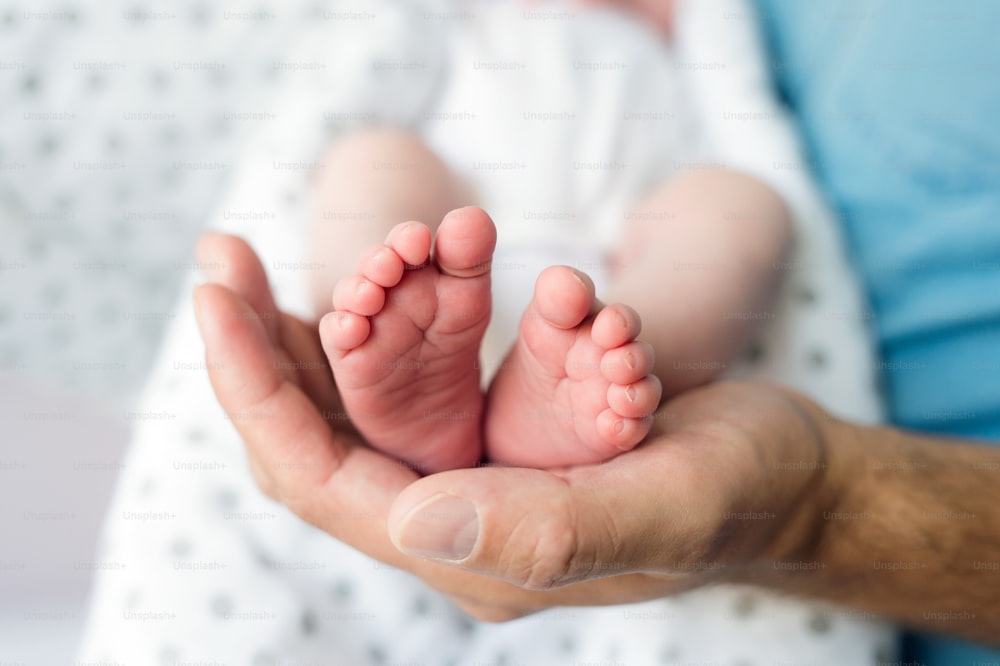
[192,282,414,528]
[196,232,281,342]
[193,283,343,496]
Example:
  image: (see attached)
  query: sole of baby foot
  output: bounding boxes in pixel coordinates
[484,265,662,468]
[320,206,497,473]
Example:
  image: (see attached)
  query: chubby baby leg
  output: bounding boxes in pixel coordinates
[308,128,472,317]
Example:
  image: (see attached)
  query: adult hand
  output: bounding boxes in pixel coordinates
[193,232,834,620]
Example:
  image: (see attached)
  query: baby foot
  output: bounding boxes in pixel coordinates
[485,266,661,468]
[320,207,496,473]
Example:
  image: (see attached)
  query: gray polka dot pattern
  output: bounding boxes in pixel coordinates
[0,0,335,409]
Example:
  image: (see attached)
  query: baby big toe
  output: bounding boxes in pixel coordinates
[434,207,498,278]
[534,266,595,330]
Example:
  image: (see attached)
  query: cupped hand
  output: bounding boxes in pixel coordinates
[193,232,837,621]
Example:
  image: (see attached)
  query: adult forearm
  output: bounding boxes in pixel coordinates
[750,402,1000,644]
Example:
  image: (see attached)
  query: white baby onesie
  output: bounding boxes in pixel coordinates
[77,1,895,664]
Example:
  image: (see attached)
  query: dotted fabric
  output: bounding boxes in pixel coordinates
[0,0,337,406]
[51,0,895,664]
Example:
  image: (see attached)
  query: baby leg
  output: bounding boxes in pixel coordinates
[308,128,472,316]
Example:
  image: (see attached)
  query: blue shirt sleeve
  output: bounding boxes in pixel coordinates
[752,1,1000,663]
[753,0,1000,440]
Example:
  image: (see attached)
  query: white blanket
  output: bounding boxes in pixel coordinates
[78,1,893,664]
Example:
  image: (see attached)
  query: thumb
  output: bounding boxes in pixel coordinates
[387,467,650,590]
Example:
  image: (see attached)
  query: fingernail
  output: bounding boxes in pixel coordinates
[624,351,636,370]
[625,384,636,403]
[394,494,479,561]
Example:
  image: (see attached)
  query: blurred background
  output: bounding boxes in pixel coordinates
[0,1,326,661]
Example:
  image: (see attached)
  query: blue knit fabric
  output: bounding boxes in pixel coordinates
[752,1,1000,662]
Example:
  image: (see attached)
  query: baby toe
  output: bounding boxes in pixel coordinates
[385,221,432,268]
[534,266,595,330]
[361,245,405,288]
[434,206,498,278]
[596,409,653,453]
[321,311,371,353]
[332,275,385,317]
[591,304,642,349]
[607,375,662,419]
[600,341,655,385]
